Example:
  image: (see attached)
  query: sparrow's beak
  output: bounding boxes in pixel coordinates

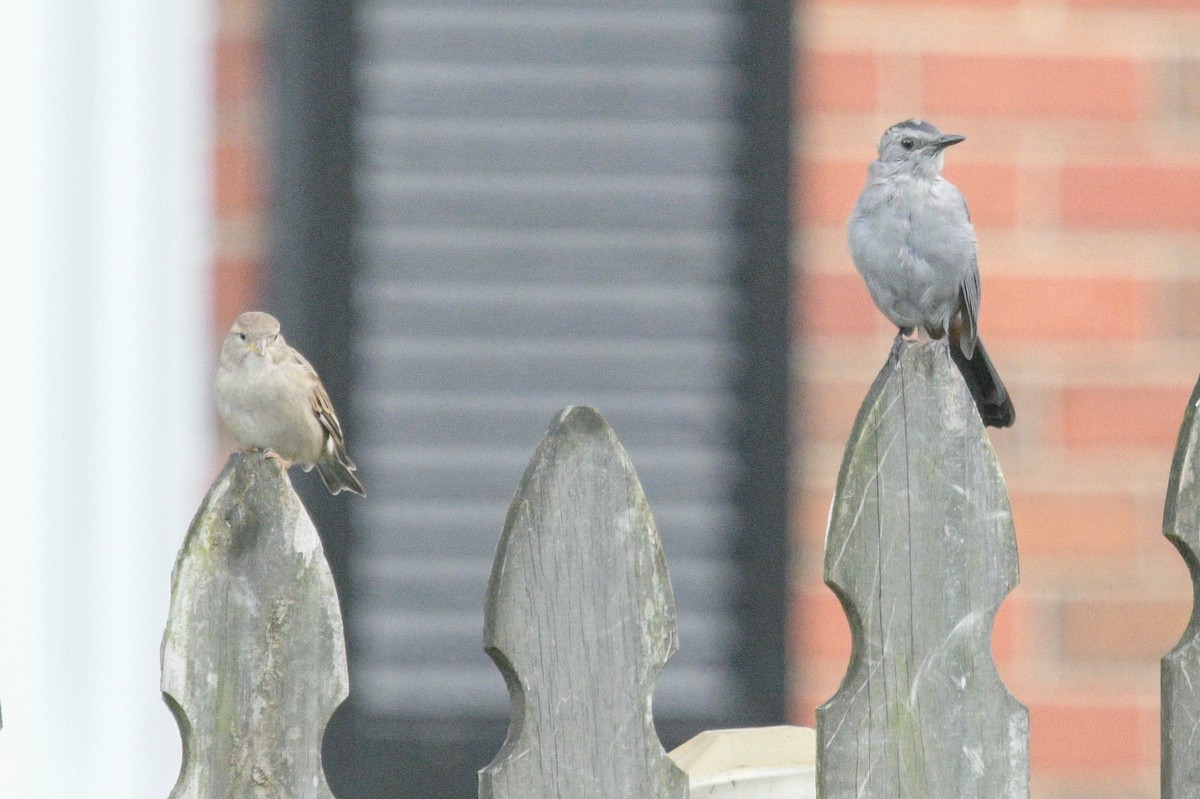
[934,134,966,150]
[249,336,270,357]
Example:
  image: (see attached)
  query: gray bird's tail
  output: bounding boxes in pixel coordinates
[317,454,366,496]
[949,336,1015,428]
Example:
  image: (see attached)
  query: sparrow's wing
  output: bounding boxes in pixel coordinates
[288,347,354,467]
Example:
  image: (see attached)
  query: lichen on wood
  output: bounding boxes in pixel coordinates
[817,340,1028,798]
[479,406,688,798]
[161,452,348,799]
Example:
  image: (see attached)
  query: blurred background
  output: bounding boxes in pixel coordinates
[2,0,1200,797]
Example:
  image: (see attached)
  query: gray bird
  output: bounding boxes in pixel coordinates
[848,119,1015,427]
[215,311,366,496]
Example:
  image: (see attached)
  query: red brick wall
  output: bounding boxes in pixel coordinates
[793,1,1200,796]
[213,0,265,334]
[214,1,1200,793]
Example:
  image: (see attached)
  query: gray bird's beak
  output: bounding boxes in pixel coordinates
[934,134,966,150]
[250,336,269,357]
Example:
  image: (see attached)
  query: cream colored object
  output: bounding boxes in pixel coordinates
[669,726,816,798]
[215,311,365,496]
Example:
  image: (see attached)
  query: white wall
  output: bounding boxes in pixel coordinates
[0,0,213,796]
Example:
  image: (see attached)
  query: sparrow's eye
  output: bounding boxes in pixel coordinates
[237,332,247,341]
[900,137,915,151]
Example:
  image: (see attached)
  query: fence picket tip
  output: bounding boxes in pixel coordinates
[160,451,348,799]
[817,339,1028,798]
[1160,373,1200,798]
[480,406,688,798]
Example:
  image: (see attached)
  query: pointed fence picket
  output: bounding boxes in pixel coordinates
[1163,373,1200,798]
[817,339,1028,798]
[157,413,811,799]
[479,405,690,798]
[160,452,348,799]
[152,350,1200,798]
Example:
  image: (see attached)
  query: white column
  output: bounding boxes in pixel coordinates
[0,0,213,796]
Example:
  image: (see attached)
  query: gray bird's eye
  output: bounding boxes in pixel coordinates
[900,137,915,150]
[237,332,247,341]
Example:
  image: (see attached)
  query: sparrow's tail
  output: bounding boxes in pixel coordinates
[950,336,1015,428]
[316,454,366,496]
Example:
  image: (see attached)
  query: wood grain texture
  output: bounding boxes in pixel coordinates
[816,340,1028,799]
[480,406,688,799]
[161,452,348,799]
[1162,374,1200,798]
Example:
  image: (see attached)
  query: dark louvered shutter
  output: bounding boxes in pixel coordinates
[268,1,790,795]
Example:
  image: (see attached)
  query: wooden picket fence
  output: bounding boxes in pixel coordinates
[153,338,1200,797]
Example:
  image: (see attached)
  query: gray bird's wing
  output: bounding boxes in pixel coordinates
[958,256,980,358]
[953,187,981,359]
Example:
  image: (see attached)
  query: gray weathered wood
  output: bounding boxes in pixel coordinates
[816,339,1028,799]
[161,452,348,799]
[1162,373,1200,797]
[479,406,688,799]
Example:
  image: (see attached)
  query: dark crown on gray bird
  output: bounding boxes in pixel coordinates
[848,119,1015,428]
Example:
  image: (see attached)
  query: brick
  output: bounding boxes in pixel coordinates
[787,692,816,728]
[991,591,1031,663]
[1061,597,1189,660]
[789,656,850,726]
[798,160,864,226]
[982,275,1154,340]
[797,380,870,444]
[215,37,262,105]
[922,54,1143,120]
[1009,491,1141,557]
[1062,384,1191,449]
[1163,278,1200,338]
[792,486,834,550]
[823,0,1019,5]
[1154,57,1200,122]
[800,51,879,113]
[214,257,261,333]
[217,0,266,37]
[942,161,1020,227]
[1029,698,1153,771]
[1063,164,1200,230]
[796,271,879,337]
[800,159,1017,227]
[215,140,262,215]
[1032,775,1154,799]
[1071,0,1200,8]
[791,584,852,659]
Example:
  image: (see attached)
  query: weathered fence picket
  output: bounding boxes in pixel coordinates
[817,339,1029,798]
[160,452,348,799]
[159,342,1200,797]
[479,406,690,798]
[1162,374,1200,797]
